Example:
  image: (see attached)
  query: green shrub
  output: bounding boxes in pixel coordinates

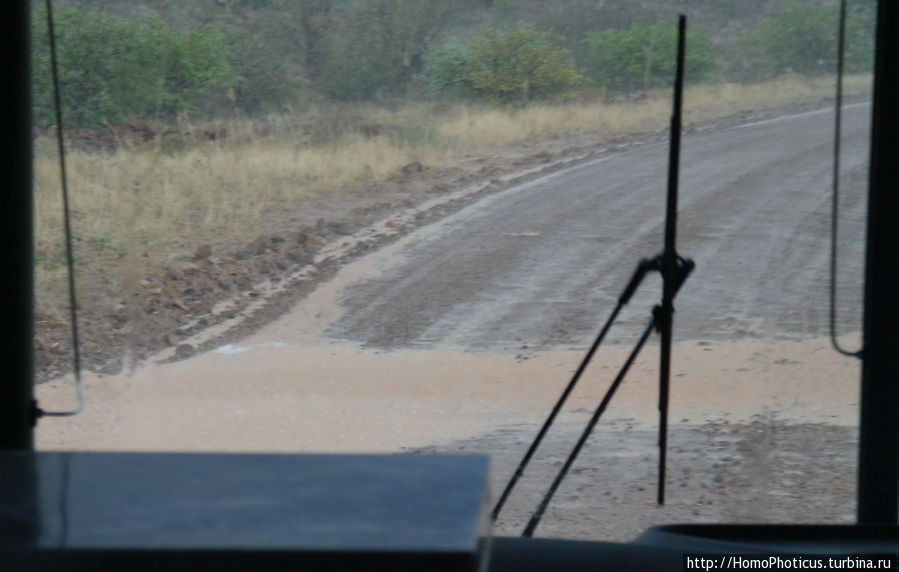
[736,1,874,79]
[449,24,583,104]
[319,29,409,101]
[415,42,475,99]
[318,0,462,102]
[219,7,308,114]
[31,6,233,128]
[582,23,716,93]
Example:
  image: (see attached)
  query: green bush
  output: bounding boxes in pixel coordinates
[582,23,716,93]
[319,29,409,101]
[737,1,874,79]
[414,42,475,99]
[465,24,584,103]
[162,24,233,116]
[218,4,315,114]
[420,24,583,104]
[31,6,233,128]
[319,0,458,102]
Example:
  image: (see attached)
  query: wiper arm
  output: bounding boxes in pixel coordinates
[657,14,689,505]
[502,15,694,536]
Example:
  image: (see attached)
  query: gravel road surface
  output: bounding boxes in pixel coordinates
[327,103,869,351]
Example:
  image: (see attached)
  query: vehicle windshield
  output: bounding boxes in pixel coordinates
[33,0,878,540]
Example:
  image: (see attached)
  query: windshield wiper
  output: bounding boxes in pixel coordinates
[492,14,695,537]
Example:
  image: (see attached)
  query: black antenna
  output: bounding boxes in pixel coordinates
[829,0,862,359]
[35,0,86,419]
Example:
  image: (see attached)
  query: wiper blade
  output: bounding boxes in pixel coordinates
[503,14,694,536]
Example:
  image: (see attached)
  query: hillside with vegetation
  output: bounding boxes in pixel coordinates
[33,0,874,123]
[31,0,875,379]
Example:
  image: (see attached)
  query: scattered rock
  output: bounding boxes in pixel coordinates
[175,344,196,359]
[401,161,425,174]
[249,235,268,255]
[50,342,71,355]
[194,244,213,259]
[179,262,200,277]
[189,301,210,314]
[330,222,357,236]
[286,246,312,264]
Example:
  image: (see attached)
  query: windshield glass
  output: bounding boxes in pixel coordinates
[33,0,875,540]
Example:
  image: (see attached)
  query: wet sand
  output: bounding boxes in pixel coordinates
[35,333,862,541]
[37,334,860,453]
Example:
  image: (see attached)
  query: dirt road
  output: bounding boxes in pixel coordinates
[37,103,871,540]
[323,103,870,350]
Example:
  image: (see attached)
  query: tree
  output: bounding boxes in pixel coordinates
[736,1,874,79]
[31,5,232,127]
[319,0,490,101]
[319,7,410,101]
[463,24,583,103]
[582,22,716,93]
[163,24,233,115]
[415,42,475,99]
[216,2,308,113]
[299,0,332,82]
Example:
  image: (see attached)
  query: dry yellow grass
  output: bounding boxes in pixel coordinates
[436,75,872,149]
[685,74,872,119]
[34,134,446,274]
[33,74,871,310]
